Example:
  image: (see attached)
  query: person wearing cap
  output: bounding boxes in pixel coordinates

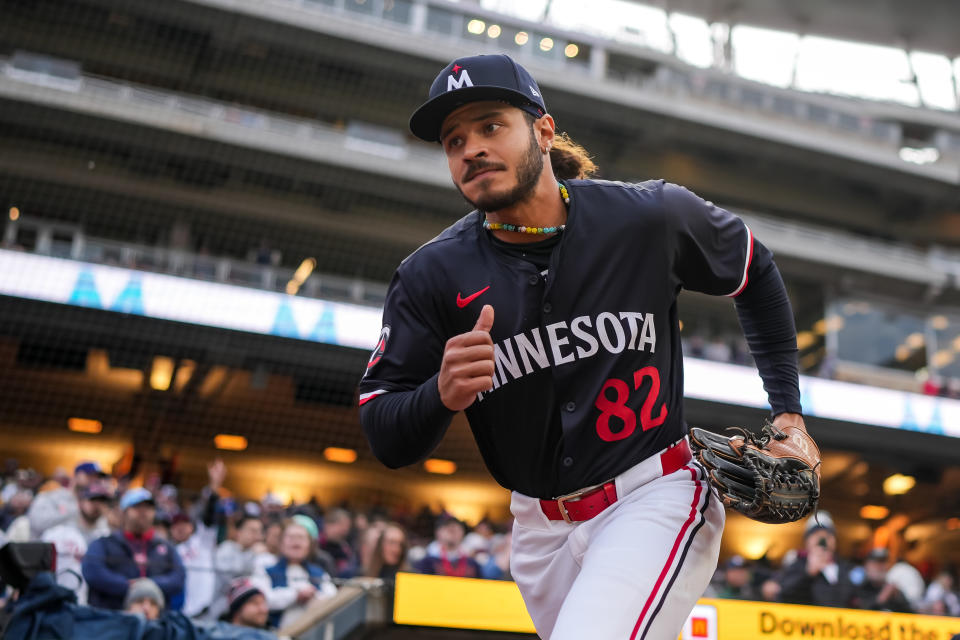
[251,517,337,629]
[82,487,185,610]
[774,512,855,608]
[714,555,757,600]
[358,52,811,639]
[415,513,480,578]
[25,461,108,538]
[851,548,913,613]
[223,578,270,629]
[124,577,165,620]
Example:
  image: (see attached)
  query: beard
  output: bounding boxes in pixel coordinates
[456,130,543,213]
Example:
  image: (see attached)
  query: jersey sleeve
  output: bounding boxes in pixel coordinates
[664,182,754,296]
[358,270,446,405]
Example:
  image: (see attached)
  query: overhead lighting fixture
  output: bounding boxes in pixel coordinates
[898,146,939,165]
[8,206,19,221]
[214,434,248,451]
[564,43,579,58]
[931,315,948,330]
[539,37,554,52]
[894,345,911,361]
[467,19,485,35]
[286,257,316,296]
[324,447,358,464]
[947,518,960,530]
[487,24,501,38]
[150,356,175,391]
[882,473,916,496]
[860,505,889,520]
[424,458,457,475]
[515,31,529,45]
[905,333,924,349]
[68,417,102,434]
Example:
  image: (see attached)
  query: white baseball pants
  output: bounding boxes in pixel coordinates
[510,450,724,640]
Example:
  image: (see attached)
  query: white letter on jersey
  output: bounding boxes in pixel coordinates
[515,329,550,374]
[596,312,627,354]
[570,315,599,358]
[638,313,657,352]
[545,321,575,365]
[494,338,523,384]
[619,312,644,350]
[447,70,474,91]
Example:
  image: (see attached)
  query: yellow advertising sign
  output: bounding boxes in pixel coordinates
[394,573,960,639]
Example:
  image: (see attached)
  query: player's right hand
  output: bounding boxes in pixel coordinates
[439,304,495,411]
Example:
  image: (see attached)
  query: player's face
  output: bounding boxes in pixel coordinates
[440,101,545,213]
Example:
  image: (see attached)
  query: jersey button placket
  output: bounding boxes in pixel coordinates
[542,302,552,314]
[564,401,576,412]
[562,456,574,467]
[528,274,539,286]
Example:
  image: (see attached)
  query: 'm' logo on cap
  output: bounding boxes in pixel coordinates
[447,68,473,91]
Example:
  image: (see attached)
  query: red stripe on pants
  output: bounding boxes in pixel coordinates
[629,466,703,640]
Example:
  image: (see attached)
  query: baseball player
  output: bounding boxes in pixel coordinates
[358,53,817,639]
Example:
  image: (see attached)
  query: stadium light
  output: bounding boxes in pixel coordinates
[931,315,948,330]
[796,331,815,350]
[467,19,485,35]
[150,356,175,391]
[860,505,889,520]
[8,206,19,221]
[515,31,529,45]
[424,458,457,475]
[564,43,579,58]
[324,447,358,463]
[898,146,939,165]
[882,474,916,496]
[487,24,501,38]
[539,37,554,52]
[905,332,924,349]
[68,417,102,434]
[933,349,955,368]
[214,434,248,451]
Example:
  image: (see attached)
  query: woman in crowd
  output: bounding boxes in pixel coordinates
[251,517,337,629]
[364,522,410,582]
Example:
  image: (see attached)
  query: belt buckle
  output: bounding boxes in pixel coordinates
[554,483,603,524]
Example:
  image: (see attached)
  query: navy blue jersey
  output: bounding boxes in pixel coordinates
[359,179,758,498]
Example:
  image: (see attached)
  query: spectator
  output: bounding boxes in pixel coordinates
[27,461,109,538]
[0,489,33,541]
[82,487,185,610]
[211,515,266,620]
[217,515,266,586]
[172,459,224,618]
[774,513,855,608]
[714,555,757,600]
[254,519,284,572]
[364,522,410,582]
[886,557,927,612]
[415,514,481,578]
[922,571,960,616]
[252,518,337,629]
[462,518,496,557]
[223,578,269,629]
[478,530,512,581]
[853,548,913,613]
[124,577,165,621]
[320,508,358,578]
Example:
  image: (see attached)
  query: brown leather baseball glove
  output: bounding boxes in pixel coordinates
[689,422,821,524]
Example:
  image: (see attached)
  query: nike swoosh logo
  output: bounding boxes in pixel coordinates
[456,285,490,308]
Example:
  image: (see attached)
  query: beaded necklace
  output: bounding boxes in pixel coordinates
[483,182,569,235]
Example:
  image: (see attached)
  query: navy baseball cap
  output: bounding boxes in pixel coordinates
[409,54,547,142]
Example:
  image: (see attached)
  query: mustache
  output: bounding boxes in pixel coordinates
[463,161,506,183]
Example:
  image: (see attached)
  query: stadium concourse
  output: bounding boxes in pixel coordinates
[1,0,960,638]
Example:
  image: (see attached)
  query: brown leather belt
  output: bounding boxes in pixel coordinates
[540,439,692,523]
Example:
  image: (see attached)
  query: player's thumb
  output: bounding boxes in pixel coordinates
[473,304,494,333]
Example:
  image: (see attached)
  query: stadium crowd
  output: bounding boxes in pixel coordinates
[0,458,957,633]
